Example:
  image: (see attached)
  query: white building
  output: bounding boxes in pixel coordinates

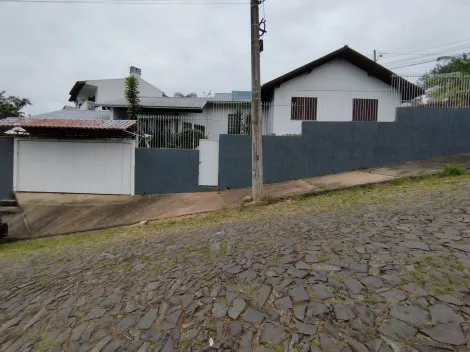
[100,92,254,143]
[68,66,164,111]
[31,47,422,142]
[261,46,422,135]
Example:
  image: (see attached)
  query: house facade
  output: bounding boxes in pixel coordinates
[30,48,421,142]
[68,66,164,111]
[261,46,422,135]
[100,92,254,144]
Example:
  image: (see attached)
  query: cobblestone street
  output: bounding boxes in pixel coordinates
[1,177,470,352]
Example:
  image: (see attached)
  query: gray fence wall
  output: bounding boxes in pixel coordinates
[218,108,470,190]
[0,138,14,199]
[135,148,211,195]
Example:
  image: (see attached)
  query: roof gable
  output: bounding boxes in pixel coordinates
[261,46,423,100]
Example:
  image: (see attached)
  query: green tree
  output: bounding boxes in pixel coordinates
[169,129,206,149]
[174,92,197,98]
[0,91,31,119]
[125,76,140,119]
[436,53,470,74]
[419,53,470,107]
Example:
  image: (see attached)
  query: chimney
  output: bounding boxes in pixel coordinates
[130,66,142,78]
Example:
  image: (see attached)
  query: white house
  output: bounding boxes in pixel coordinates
[99,92,254,143]
[29,66,164,121]
[261,46,422,135]
[68,66,164,111]
[31,47,422,142]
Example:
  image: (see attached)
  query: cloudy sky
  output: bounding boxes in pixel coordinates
[1,0,469,115]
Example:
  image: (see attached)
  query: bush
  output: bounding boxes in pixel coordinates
[169,129,206,149]
[443,164,465,176]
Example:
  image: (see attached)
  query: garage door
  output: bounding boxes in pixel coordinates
[15,139,134,195]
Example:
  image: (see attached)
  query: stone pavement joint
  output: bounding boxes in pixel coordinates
[1,175,470,351]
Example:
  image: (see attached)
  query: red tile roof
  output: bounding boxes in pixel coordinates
[0,119,136,130]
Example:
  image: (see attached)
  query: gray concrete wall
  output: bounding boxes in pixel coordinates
[135,148,211,195]
[218,108,470,190]
[0,138,13,199]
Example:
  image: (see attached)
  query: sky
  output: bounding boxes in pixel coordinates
[1,0,470,115]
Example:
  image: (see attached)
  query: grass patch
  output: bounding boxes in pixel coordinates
[443,164,465,176]
[363,296,379,305]
[2,173,470,257]
[261,343,284,352]
[391,177,405,185]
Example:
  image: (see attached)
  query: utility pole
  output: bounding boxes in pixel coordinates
[373,49,377,62]
[250,0,263,201]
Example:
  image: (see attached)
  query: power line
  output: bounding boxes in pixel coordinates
[388,58,440,70]
[380,50,470,57]
[379,45,470,65]
[0,0,248,3]
[378,38,470,59]
[380,44,470,62]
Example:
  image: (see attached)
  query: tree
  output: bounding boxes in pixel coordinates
[0,91,31,119]
[436,53,470,74]
[169,129,206,149]
[125,76,140,119]
[419,53,470,107]
[174,92,197,98]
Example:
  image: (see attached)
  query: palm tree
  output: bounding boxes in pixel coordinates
[419,53,470,107]
[173,92,198,98]
[437,53,470,74]
[125,76,140,119]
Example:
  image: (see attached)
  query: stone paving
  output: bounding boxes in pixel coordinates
[1,180,470,351]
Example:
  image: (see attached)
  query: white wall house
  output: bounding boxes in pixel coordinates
[69,66,164,111]
[262,46,422,135]
[102,93,254,142]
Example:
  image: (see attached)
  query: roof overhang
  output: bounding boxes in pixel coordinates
[68,81,86,102]
[105,105,205,113]
[261,46,424,101]
[0,119,136,139]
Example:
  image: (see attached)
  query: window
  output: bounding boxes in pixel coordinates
[194,124,206,135]
[183,122,193,130]
[352,99,378,121]
[291,97,317,121]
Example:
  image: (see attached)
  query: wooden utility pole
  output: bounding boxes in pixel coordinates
[250,0,263,201]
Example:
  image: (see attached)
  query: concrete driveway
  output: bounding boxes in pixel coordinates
[5,153,470,240]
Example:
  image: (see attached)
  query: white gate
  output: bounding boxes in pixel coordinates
[198,140,219,186]
[14,139,135,195]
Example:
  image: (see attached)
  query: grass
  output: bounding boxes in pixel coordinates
[391,177,405,185]
[261,343,284,352]
[1,173,470,257]
[443,164,465,176]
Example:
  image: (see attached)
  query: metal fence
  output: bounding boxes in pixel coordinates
[394,73,470,108]
[136,74,470,149]
[136,114,216,149]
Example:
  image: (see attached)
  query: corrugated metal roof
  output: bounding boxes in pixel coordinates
[0,119,135,130]
[212,93,233,101]
[31,109,111,120]
[100,97,209,109]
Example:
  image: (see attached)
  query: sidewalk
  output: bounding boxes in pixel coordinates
[5,153,470,239]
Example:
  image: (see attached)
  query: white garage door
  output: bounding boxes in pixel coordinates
[15,139,134,195]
